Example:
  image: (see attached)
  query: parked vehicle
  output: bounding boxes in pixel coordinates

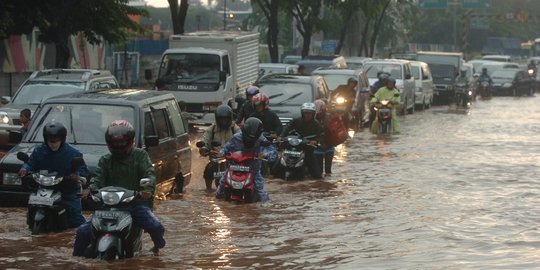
[17,152,85,235]
[155,31,260,125]
[296,56,347,74]
[312,68,371,129]
[258,63,298,77]
[255,74,330,126]
[0,89,192,207]
[491,69,534,96]
[363,59,416,115]
[481,55,513,62]
[0,69,118,149]
[481,62,520,76]
[417,51,463,105]
[345,57,372,69]
[84,179,152,259]
[222,151,257,203]
[410,61,434,110]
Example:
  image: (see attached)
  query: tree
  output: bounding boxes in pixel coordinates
[283,0,324,57]
[323,0,363,55]
[168,0,190,34]
[252,0,280,62]
[0,0,148,68]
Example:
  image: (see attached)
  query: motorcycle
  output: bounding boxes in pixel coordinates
[85,178,152,260]
[478,80,492,98]
[454,84,474,108]
[221,151,258,203]
[17,152,85,235]
[330,94,355,130]
[196,141,227,190]
[373,99,395,134]
[274,132,317,181]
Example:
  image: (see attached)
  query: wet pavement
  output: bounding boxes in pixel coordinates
[1,95,540,269]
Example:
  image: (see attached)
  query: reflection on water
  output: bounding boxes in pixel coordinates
[1,96,540,268]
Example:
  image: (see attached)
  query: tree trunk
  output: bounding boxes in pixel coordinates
[178,0,189,34]
[268,0,279,63]
[301,24,311,58]
[359,17,371,57]
[169,0,181,34]
[334,7,355,55]
[55,38,71,68]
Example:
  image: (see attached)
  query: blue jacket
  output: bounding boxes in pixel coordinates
[219,133,277,162]
[22,142,88,193]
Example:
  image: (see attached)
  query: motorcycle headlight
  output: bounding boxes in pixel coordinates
[381,100,390,106]
[287,137,301,146]
[2,172,21,185]
[528,69,534,75]
[101,191,125,205]
[468,90,473,96]
[335,97,345,104]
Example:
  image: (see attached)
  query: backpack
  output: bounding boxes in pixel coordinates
[325,115,348,146]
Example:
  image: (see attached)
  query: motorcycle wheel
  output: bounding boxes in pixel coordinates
[243,190,253,203]
[98,249,118,260]
[31,220,43,235]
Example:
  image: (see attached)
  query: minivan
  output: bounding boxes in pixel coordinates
[410,61,434,110]
[0,89,192,206]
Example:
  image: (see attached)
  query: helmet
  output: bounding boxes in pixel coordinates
[387,77,396,86]
[246,86,260,100]
[482,67,487,73]
[347,77,358,84]
[378,72,389,80]
[241,117,263,148]
[43,122,67,151]
[314,99,326,114]
[105,120,135,158]
[214,104,233,130]
[301,102,316,113]
[251,93,269,109]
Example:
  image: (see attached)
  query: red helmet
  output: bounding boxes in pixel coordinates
[251,93,269,109]
[314,99,326,114]
[105,120,135,157]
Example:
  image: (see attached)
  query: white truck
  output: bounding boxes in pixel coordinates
[416,51,464,104]
[157,31,260,125]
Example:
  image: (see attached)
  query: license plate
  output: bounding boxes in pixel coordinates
[28,194,55,206]
[94,210,128,219]
[284,150,302,157]
[229,165,250,172]
[213,171,225,178]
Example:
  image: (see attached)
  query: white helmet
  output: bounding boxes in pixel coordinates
[301,102,316,113]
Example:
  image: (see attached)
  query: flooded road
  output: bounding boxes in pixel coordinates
[1,96,540,269]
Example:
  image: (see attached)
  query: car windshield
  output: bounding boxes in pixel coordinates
[158,53,221,85]
[491,70,517,80]
[13,81,85,105]
[28,104,135,144]
[258,82,312,106]
[317,74,350,90]
[364,63,403,79]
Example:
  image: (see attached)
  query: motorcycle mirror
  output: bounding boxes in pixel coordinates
[140,178,152,188]
[196,141,206,148]
[211,141,222,147]
[16,152,29,162]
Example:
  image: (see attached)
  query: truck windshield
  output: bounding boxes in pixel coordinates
[364,63,403,79]
[158,53,221,87]
[430,64,456,81]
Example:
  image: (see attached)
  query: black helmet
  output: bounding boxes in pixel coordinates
[387,77,396,86]
[105,120,135,158]
[43,122,67,143]
[241,117,263,148]
[215,104,233,130]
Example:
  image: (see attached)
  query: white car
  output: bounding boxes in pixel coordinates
[363,59,416,115]
[410,61,434,110]
[258,63,298,77]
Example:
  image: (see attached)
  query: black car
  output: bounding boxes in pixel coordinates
[0,89,192,206]
[255,74,330,126]
[491,68,534,96]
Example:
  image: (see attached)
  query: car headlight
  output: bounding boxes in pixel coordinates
[335,97,345,104]
[1,115,9,124]
[3,172,21,185]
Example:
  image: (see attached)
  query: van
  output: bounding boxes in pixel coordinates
[296,56,347,74]
[410,61,434,110]
[0,89,192,206]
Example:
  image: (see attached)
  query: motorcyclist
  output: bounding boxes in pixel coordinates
[369,74,389,127]
[370,77,401,134]
[249,92,283,138]
[19,122,88,229]
[73,120,165,257]
[479,67,492,84]
[313,99,334,176]
[528,59,537,78]
[200,104,241,190]
[278,102,323,179]
[215,117,277,202]
[235,86,260,126]
[331,77,357,129]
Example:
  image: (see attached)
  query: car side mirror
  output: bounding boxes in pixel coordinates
[140,178,152,188]
[219,71,227,82]
[16,152,29,162]
[9,131,22,144]
[1,96,11,105]
[145,136,159,147]
[196,141,206,148]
